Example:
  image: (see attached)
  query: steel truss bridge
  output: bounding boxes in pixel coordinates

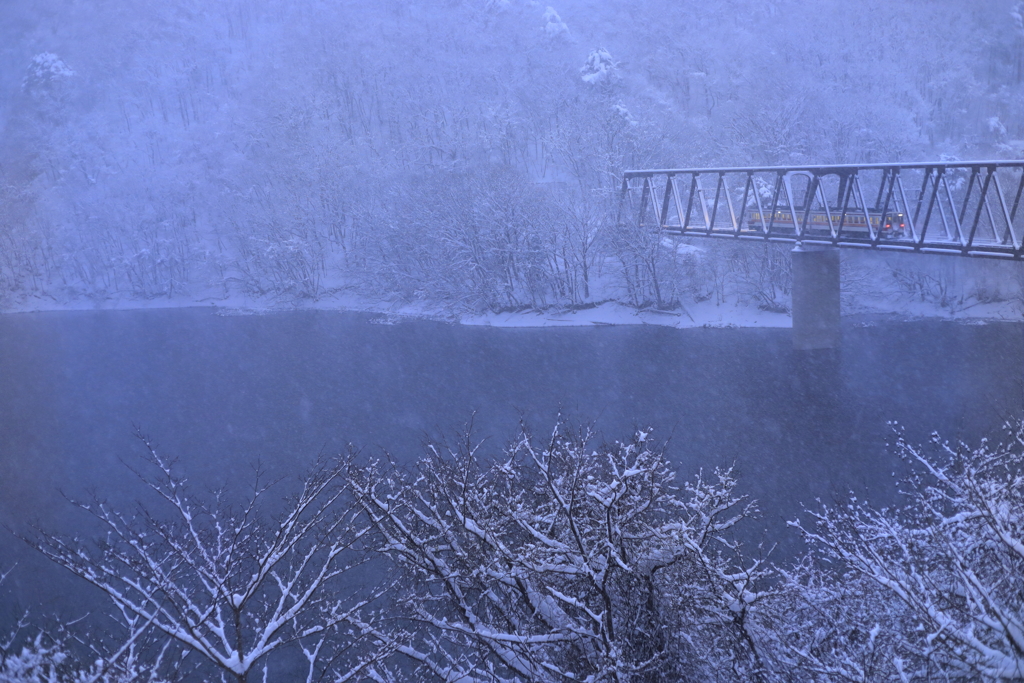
[619,161,1024,259]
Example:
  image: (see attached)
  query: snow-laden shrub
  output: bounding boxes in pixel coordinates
[22,54,74,91]
[580,48,616,85]
[730,242,792,313]
[541,7,569,39]
[24,433,388,683]
[1,635,71,683]
[766,558,919,681]
[790,421,1024,681]
[345,422,772,682]
[0,634,171,683]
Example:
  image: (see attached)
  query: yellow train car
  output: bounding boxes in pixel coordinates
[746,209,905,238]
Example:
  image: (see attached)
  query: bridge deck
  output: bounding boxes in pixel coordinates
[619,161,1024,259]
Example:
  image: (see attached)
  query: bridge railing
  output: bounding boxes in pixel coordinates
[619,161,1024,259]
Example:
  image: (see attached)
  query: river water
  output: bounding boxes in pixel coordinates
[1,308,1022,628]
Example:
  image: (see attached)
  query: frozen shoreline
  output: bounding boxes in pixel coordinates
[2,291,1021,329]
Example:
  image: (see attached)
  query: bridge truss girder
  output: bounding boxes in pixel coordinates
[619,161,1024,259]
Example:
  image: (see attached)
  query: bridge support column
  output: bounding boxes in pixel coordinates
[791,244,840,350]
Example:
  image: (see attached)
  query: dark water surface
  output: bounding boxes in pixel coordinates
[1,308,1022,626]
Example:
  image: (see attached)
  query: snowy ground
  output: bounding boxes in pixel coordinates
[3,287,1021,329]
[840,295,1024,325]
[461,300,792,328]
[463,297,1024,328]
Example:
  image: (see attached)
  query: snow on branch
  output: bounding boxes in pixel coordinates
[14,416,1023,682]
[345,419,771,682]
[23,432,388,683]
[787,420,1024,681]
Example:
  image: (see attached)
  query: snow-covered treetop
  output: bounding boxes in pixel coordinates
[580,48,615,85]
[23,53,74,91]
[542,6,569,39]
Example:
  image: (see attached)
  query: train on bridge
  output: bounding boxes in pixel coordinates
[745,208,907,239]
[622,161,1024,257]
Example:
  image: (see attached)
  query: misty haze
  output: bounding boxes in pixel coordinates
[2,1,1024,681]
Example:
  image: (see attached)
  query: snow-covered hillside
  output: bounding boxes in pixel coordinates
[2,0,1022,321]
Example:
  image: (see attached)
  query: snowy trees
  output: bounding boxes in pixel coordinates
[355,165,555,312]
[2,0,1016,311]
[730,243,793,314]
[7,417,1024,681]
[0,562,174,683]
[548,191,603,304]
[341,417,1024,682]
[789,424,1024,681]
[344,423,771,682]
[23,434,386,683]
[0,632,172,683]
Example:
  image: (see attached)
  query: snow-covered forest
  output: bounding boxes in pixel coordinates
[3,421,1023,681]
[3,0,1024,317]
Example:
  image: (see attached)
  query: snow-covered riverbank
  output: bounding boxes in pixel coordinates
[3,290,1021,329]
[6,240,1023,328]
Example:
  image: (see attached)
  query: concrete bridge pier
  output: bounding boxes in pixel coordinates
[791,244,840,350]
